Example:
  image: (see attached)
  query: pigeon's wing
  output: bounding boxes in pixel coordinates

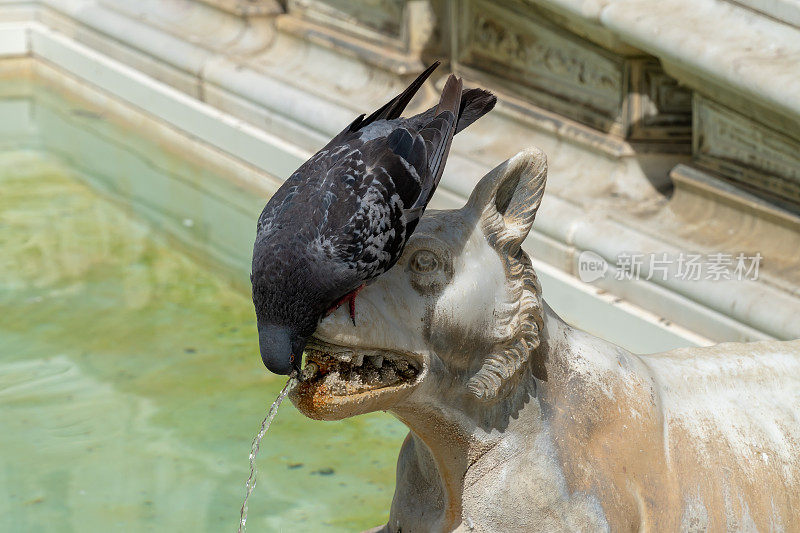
[314,77,464,291]
[259,63,459,239]
[256,135,363,236]
[292,137,428,305]
[346,76,463,235]
[401,75,462,230]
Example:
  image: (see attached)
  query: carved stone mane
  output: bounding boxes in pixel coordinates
[468,153,546,401]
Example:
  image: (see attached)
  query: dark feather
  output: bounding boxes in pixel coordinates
[456,88,497,134]
[387,128,415,160]
[360,61,440,127]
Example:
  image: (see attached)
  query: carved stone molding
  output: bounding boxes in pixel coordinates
[196,0,283,16]
[730,0,800,28]
[694,95,800,208]
[627,59,692,146]
[453,0,692,148]
[279,0,440,73]
[668,164,800,288]
[455,0,625,134]
[288,0,405,45]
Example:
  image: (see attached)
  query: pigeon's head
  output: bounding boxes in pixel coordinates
[251,240,318,376]
[257,323,305,376]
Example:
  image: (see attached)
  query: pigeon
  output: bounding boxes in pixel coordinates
[251,61,496,375]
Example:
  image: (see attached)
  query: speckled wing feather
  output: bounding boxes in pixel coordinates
[315,78,461,292]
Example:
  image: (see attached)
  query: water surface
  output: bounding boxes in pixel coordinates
[0,152,405,532]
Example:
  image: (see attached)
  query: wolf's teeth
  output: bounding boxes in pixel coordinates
[353,353,364,366]
[300,362,319,381]
[400,366,416,378]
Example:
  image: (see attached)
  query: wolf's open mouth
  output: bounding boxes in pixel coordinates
[298,339,421,396]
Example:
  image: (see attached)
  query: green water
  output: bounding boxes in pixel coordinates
[0,152,405,532]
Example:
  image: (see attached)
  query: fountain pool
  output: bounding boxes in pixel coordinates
[0,70,404,532]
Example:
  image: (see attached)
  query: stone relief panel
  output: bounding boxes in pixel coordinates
[274,0,691,148]
[455,0,626,133]
[695,95,800,207]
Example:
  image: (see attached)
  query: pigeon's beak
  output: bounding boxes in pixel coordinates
[258,324,298,376]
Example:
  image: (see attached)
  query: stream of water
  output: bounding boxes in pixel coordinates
[239,378,296,533]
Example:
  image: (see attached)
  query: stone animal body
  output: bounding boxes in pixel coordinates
[251,61,496,375]
[290,149,800,532]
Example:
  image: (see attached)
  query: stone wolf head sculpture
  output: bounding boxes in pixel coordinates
[290,148,547,420]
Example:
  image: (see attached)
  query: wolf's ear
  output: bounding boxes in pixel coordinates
[466,148,547,247]
[465,149,547,403]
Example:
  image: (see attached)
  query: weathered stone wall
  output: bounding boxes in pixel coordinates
[269,0,798,207]
[255,0,800,342]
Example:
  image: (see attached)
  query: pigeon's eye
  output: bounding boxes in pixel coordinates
[409,249,439,274]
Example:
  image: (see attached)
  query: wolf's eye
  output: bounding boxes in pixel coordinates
[407,245,452,296]
[409,249,439,274]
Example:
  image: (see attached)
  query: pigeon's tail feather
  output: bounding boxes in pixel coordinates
[405,86,496,135]
[435,73,463,118]
[455,88,496,134]
[411,74,462,210]
[356,61,440,131]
